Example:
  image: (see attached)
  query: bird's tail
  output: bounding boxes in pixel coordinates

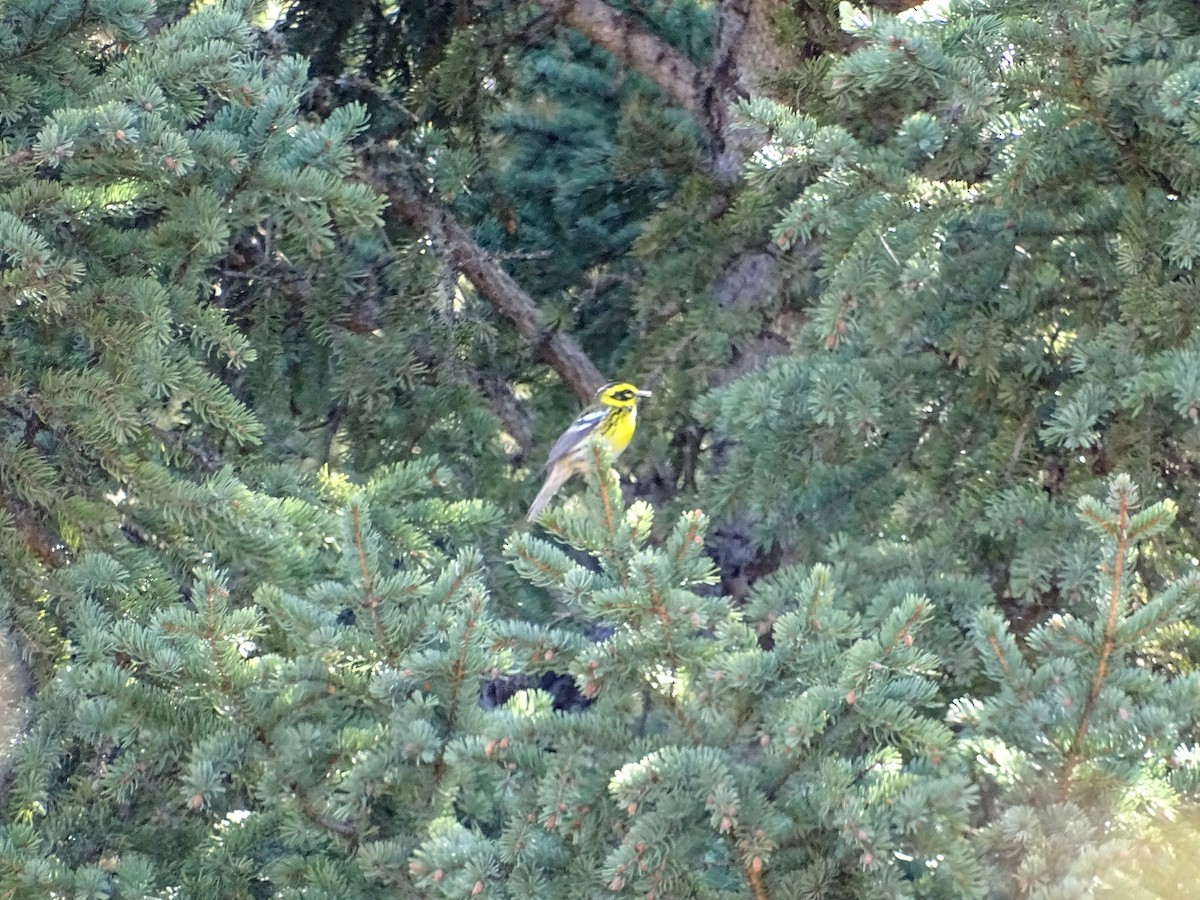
[526,466,573,523]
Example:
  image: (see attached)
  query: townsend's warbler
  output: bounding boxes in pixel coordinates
[526,382,651,522]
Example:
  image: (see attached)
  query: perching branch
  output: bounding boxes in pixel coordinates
[363,168,605,405]
[1060,490,1131,786]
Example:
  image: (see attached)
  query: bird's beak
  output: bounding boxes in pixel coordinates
[635,389,652,398]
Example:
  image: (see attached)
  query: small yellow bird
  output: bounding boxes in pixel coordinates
[527,382,652,522]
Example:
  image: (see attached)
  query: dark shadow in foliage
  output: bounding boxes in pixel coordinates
[479,620,615,713]
[478,670,592,713]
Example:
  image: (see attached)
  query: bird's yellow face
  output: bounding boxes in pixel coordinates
[595,382,652,408]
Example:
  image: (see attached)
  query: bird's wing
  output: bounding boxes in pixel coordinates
[543,406,607,470]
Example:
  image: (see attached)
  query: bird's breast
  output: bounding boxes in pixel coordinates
[602,406,637,455]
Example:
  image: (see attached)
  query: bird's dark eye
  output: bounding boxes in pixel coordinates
[615,390,633,401]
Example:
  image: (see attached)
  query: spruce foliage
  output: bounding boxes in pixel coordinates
[0,0,381,578]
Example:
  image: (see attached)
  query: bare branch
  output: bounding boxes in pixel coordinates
[866,0,937,12]
[473,371,534,456]
[362,168,606,404]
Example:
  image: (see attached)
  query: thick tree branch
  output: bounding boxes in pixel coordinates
[362,169,606,404]
[531,0,924,177]
[536,0,746,177]
[537,0,710,120]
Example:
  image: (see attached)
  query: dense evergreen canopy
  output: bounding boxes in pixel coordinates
[3,0,1200,896]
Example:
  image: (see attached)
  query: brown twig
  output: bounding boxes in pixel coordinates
[349,503,386,648]
[744,855,769,900]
